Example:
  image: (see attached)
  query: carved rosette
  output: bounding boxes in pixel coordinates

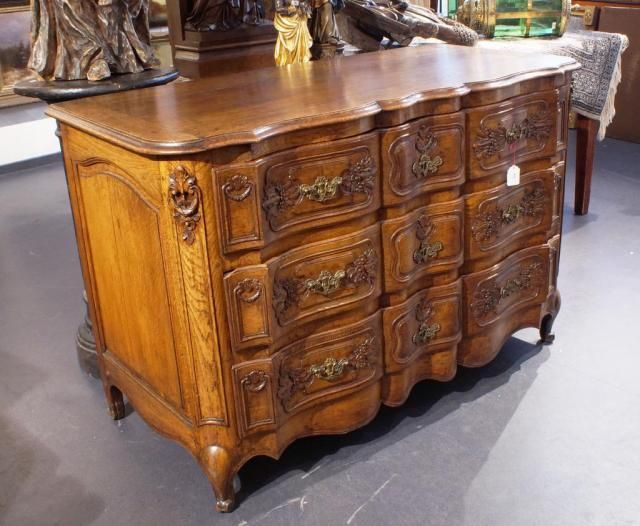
[277,337,376,406]
[272,248,378,323]
[413,299,441,345]
[412,126,443,178]
[169,165,202,245]
[262,155,376,222]
[414,215,444,264]
[241,370,269,393]
[474,111,552,159]
[472,262,544,319]
[223,175,253,202]
[235,278,263,303]
[471,186,549,242]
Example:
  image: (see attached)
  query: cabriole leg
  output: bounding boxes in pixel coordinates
[540,290,561,344]
[106,385,126,420]
[199,445,238,513]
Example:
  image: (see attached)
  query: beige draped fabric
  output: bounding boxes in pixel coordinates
[274,11,312,66]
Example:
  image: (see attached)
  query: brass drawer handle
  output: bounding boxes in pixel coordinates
[474,111,552,159]
[273,248,378,322]
[412,126,443,178]
[300,176,343,202]
[413,323,441,345]
[277,337,376,406]
[262,155,376,222]
[413,299,441,345]
[414,215,444,264]
[472,261,544,319]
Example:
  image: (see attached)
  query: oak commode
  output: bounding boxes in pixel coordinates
[48,45,578,512]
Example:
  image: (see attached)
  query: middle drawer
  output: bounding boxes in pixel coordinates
[224,224,382,351]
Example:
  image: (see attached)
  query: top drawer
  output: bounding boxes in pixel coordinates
[213,133,380,255]
[467,91,558,179]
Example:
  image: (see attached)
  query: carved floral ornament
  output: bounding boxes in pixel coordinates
[169,165,202,245]
[474,111,552,159]
[223,175,253,202]
[471,185,549,242]
[413,299,441,345]
[277,337,376,407]
[272,248,378,323]
[262,155,376,222]
[472,262,543,319]
[414,215,444,264]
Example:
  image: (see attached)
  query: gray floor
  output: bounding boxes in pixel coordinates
[1,133,639,526]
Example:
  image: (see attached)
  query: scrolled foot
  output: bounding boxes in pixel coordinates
[107,385,126,420]
[539,316,556,345]
[199,445,239,513]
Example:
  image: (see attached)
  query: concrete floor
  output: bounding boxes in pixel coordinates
[1,133,639,526]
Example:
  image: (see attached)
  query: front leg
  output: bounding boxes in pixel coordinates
[199,445,239,512]
[540,289,561,344]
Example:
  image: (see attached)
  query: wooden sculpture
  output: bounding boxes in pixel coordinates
[29,0,159,81]
[274,0,313,66]
[310,0,344,58]
[341,0,478,50]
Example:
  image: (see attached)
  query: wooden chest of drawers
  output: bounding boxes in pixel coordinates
[48,45,578,512]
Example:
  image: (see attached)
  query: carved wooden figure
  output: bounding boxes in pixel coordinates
[48,45,577,512]
[29,0,158,81]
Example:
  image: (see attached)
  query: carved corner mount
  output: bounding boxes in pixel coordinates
[169,165,202,245]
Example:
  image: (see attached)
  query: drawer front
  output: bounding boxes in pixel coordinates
[464,245,550,335]
[224,225,382,350]
[213,133,380,254]
[466,168,556,264]
[382,198,464,293]
[381,113,465,205]
[383,281,462,372]
[468,91,558,178]
[232,360,277,437]
[275,312,383,414]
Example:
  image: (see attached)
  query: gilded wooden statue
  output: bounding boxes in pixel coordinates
[274,0,313,66]
[29,0,159,82]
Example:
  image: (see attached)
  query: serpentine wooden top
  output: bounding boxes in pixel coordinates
[47,44,578,155]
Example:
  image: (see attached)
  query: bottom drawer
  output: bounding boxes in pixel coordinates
[459,245,551,367]
[232,312,383,437]
[382,281,462,406]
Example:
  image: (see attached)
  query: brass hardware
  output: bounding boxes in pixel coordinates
[299,176,343,202]
[273,248,378,323]
[412,126,444,178]
[309,357,349,381]
[413,322,442,345]
[471,185,548,242]
[277,337,376,407]
[241,370,269,392]
[223,174,253,202]
[169,165,202,245]
[236,279,263,303]
[304,269,347,296]
[414,215,444,264]
[472,262,543,318]
[474,111,552,159]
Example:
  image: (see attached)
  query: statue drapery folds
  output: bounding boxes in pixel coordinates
[29,0,159,82]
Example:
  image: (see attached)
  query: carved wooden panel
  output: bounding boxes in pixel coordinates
[213,133,380,255]
[224,224,382,351]
[383,281,462,373]
[466,169,555,266]
[382,199,464,293]
[232,361,277,437]
[467,90,558,178]
[275,313,383,414]
[381,112,465,205]
[75,158,185,412]
[464,246,550,333]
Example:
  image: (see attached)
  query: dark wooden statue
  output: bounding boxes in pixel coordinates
[341,0,478,50]
[29,0,159,81]
[310,0,344,58]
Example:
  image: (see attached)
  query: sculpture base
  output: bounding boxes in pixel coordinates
[14,68,179,103]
